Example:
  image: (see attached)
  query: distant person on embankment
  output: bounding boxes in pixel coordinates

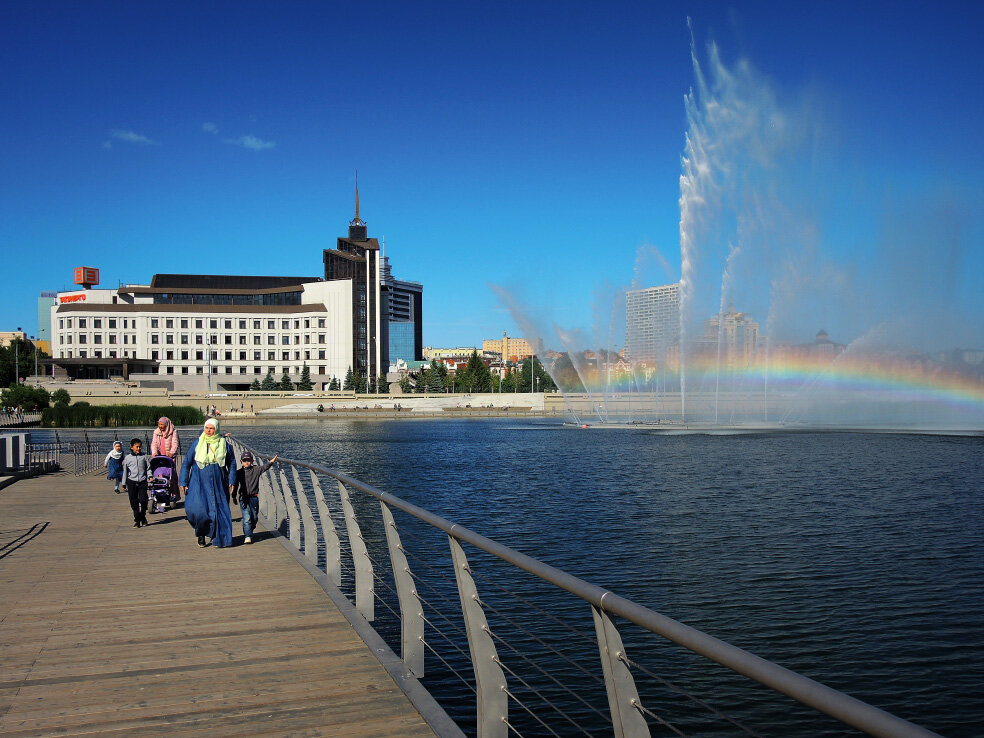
[151,416,181,502]
[120,438,150,528]
[180,418,237,549]
[231,450,278,545]
[103,440,124,494]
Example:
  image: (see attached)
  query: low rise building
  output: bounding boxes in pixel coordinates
[483,333,535,362]
[50,275,352,390]
[423,346,479,360]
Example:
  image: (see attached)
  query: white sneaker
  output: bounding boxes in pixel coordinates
[244,537,252,544]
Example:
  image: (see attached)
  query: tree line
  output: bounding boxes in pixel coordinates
[42,403,204,427]
[401,351,557,394]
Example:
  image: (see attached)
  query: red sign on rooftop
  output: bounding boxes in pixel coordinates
[73,267,99,287]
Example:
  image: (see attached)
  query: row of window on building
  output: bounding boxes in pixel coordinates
[58,317,329,331]
[58,332,334,347]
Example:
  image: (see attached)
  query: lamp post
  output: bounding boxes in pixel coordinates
[31,336,38,385]
[15,327,21,384]
[206,336,212,392]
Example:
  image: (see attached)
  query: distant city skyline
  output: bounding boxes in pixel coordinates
[1,2,981,352]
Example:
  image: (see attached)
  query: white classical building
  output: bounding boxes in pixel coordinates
[49,274,353,391]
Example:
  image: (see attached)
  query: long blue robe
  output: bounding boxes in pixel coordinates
[179,441,237,547]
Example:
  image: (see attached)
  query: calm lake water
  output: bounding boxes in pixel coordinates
[70,419,984,736]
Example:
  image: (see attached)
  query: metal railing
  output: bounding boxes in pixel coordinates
[230,437,941,738]
[69,442,104,476]
[24,441,62,475]
[0,411,41,427]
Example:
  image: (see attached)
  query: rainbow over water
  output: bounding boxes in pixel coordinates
[548,352,984,422]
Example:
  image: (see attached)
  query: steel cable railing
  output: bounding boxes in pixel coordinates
[231,436,943,738]
[620,654,763,737]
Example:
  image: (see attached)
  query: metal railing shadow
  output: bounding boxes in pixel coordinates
[229,436,940,738]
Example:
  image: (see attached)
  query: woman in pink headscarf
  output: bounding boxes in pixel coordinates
[151,416,181,500]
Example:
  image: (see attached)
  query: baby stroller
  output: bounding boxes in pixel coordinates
[148,455,179,514]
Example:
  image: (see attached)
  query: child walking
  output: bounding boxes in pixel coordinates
[231,450,278,544]
[104,440,125,493]
[121,438,150,528]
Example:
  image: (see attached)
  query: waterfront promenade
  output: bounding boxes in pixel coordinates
[0,472,436,736]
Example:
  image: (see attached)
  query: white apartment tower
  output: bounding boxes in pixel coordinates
[625,283,680,364]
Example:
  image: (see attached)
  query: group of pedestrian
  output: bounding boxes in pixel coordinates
[103,415,279,548]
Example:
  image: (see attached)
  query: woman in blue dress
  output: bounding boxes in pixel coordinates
[179,418,237,548]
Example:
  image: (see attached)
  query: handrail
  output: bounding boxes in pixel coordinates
[233,437,941,738]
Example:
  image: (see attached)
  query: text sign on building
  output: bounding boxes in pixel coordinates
[74,267,99,286]
[59,293,87,303]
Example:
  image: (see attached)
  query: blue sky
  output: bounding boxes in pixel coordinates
[2,1,982,351]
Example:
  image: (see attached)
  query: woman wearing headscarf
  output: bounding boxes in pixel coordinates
[103,440,125,494]
[151,416,181,501]
[179,418,237,548]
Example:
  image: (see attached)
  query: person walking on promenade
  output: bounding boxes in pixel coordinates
[121,438,150,528]
[103,440,125,494]
[151,416,181,501]
[232,450,278,544]
[180,418,237,548]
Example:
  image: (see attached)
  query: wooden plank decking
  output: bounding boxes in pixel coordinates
[0,472,438,736]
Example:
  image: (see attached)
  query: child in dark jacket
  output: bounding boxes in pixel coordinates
[232,450,278,544]
[121,438,150,528]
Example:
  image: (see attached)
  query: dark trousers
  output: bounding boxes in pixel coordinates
[126,479,148,523]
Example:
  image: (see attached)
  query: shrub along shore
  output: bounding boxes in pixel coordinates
[41,404,204,427]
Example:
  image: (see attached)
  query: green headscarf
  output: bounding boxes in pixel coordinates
[194,418,227,468]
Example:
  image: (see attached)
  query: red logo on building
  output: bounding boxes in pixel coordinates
[73,267,99,287]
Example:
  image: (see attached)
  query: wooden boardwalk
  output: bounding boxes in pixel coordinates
[0,472,438,736]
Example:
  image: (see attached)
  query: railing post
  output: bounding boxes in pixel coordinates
[338,480,374,622]
[592,604,650,738]
[291,465,319,567]
[310,472,342,586]
[259,465,275,525]
[265,466,280,528]
[279,468,302,550]
[380,501,424,677]
[449,535,507,738]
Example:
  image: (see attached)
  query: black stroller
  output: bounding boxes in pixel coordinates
[148,455,179,513]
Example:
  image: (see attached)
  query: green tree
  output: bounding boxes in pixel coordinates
[399,375,413,393]
[501,370,517,393]
[456,350,492,392]
[1,384,51,410]
[549,353,583,392]
[52,388,71,407]
[297,363,313,391]
[535,359,556,392]
[329,376,340,391]
[0,338,46,388]
[413,370,426,393]
[249,378,262,391]
[376,372,389,394]
[261,369,278,391]
[279,369,294,391]
[426,360,445,393]
[342,367,355,391]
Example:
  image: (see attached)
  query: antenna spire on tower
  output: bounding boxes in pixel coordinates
[354,171,361,223]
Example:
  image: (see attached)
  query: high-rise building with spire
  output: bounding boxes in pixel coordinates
[322,184,424,378]
[323,185,386,380]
